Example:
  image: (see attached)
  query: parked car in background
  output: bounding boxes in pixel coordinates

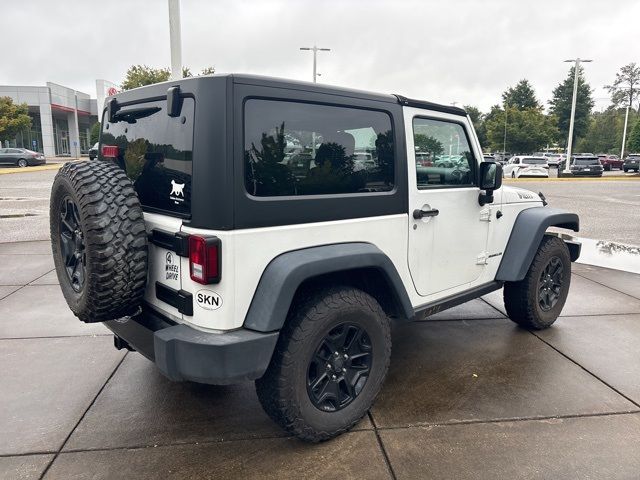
[502,156,549,178]
[88,142,99,160]
[623,154,640,172]
[415,152,433,166]
[494,152,512,164]
[0,148,46,167]
[597,154,623,171]
[542,153,562,167]
[568,156,604,176]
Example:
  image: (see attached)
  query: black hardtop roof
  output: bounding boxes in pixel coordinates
[108,73,468,117]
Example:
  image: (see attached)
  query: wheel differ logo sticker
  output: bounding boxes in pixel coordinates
[196,290,223,310]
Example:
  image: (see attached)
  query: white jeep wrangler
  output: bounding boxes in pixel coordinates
[50,75,580,442]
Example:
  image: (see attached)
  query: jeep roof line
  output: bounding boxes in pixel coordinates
[50,74,580,442]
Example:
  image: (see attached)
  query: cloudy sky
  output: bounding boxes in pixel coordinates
[1,0,639,112]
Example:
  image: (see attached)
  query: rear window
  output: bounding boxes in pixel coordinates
[574,158,599,165]
[244,99,395,197]
[100,98,195,217]
[523,158,546,164]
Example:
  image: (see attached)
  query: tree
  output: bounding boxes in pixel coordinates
[627,118,640,153]
[502,79,541,110]
[0,97,31,144]
[414,134,444,155]
[484,106,557,153]
[548,66,594,147]
[575,107,638,154]
[464,105,487,147]
[89,122,100,145]
[605,63,640,113]
[121,65,216,90]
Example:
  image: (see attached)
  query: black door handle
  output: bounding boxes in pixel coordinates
[413,208,439,219]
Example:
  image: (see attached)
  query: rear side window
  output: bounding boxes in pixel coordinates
[244,99,394,197]
[100,98,195,217]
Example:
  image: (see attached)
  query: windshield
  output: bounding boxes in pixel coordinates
[523,158,547,165]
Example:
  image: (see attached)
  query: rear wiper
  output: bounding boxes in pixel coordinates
[112,106,161,123]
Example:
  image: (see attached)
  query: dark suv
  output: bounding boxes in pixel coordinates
[569,156,603,176]
[623,154,640,173]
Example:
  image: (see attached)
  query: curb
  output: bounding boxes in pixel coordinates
[504,175,640,183]
[0,159,86,175]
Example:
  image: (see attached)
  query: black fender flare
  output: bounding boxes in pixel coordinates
[495,207,579,282]
[243,243,414,332]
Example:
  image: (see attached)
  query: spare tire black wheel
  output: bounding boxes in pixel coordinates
[50,160,148,322]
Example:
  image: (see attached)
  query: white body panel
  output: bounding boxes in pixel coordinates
[403,107,490,296]
[143,212,185,322]
[181,215,413,331]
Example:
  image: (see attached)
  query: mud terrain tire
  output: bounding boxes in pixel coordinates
[50,160,147,322]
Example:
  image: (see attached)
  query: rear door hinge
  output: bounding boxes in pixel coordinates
[479,208,492,222]
[476,251,489,265]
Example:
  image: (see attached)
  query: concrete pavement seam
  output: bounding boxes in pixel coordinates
[38,352,129,480]
[0,269,59,302]
[367,411,398,480]
[572,271,640,302]
[529,331,640,410]
[31,411,640,458]
[370,410,640,432]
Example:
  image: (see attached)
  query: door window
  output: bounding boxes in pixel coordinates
[413,118,476,188]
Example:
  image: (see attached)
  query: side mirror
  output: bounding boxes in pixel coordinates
[478,161,502,206]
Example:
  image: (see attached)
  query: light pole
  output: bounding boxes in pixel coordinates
[563,58,592,174]
[168,0,183,81]
[503,103,508,155]
[300,45,331,83]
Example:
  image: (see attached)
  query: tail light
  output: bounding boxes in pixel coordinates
[101,145,119,158]
[189,235,221,284]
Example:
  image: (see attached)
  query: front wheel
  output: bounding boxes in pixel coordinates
[256,286,391,442]
[504,236,571,330]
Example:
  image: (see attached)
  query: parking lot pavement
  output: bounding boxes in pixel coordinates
[1,243,640,479]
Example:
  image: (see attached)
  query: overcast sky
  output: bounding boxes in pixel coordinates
[1,0,639,112]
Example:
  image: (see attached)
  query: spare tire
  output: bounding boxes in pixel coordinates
[50,160,148,322]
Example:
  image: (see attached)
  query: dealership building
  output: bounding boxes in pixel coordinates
[0,82,99,158]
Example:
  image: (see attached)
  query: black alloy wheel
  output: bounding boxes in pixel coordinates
[59,196,86,292]
[538,256,564,312]
[307,323,373,412]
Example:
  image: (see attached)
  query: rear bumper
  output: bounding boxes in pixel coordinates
[104,306,279,385]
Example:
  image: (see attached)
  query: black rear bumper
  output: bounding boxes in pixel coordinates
[104,306,278,385]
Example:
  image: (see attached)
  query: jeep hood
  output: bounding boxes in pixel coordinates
[501,185,543,204]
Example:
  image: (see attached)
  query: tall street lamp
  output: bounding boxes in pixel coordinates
[300,46,331,83]
[563,58,593,174]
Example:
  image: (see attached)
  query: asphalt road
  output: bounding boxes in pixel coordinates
[504,175,640,245]
[0,167,638,245]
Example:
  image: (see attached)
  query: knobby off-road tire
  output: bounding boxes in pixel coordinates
[256,286,391,442]
[504,236,571,330]
[50,160,148,322]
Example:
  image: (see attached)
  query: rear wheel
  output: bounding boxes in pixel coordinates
[256,286,391,442]
[504,236,571,330]
[17,158,27,168]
